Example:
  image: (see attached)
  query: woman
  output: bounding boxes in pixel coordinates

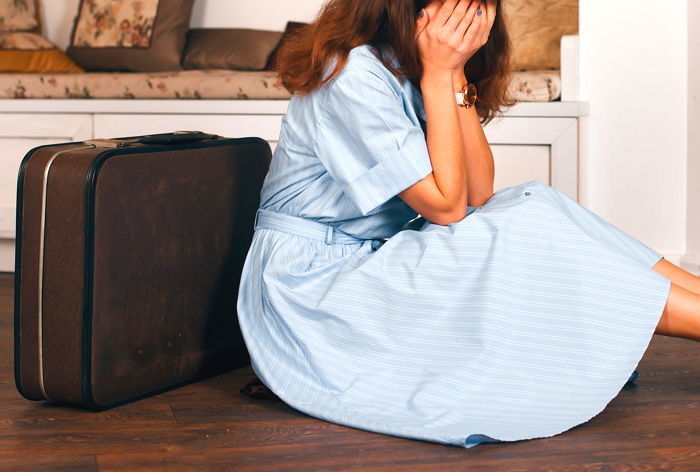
[237,0,699,448]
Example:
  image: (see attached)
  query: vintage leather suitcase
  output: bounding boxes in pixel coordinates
[14,131,270,410]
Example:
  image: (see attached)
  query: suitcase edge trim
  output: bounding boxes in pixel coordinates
[14,141,70,401]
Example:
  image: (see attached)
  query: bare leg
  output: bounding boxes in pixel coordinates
[652,257,700,294]
[654,281,700,342]
[648,258,700,341]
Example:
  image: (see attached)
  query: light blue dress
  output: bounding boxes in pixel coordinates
[236,44,672,448]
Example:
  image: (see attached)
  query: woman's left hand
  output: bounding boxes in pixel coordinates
[457,0,497,76]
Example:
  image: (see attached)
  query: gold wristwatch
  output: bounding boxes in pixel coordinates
[455,82,477,108]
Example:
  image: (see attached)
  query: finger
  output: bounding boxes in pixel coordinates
[414,8,430,40]
[443,0,472,34]
[433,0,459,27]
[486,0,497,27]
[477,1,489,44]
[461,3,482,45]
[481,0,495,43]
[456,0,481,42]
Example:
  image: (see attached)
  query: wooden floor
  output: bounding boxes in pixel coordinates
[1,272,699,471]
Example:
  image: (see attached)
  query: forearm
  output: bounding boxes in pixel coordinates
[453,69,495,206]
[420,70,469,213]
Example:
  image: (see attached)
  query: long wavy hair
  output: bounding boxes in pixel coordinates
[275,0,515,125]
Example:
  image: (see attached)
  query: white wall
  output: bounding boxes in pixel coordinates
[43,0,328,51]
[685,1,700,272]
[579,0,688,259]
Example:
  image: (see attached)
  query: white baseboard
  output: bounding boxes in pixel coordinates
[0,238,14,273]
[0,205,16,272]
[0,205,14,239]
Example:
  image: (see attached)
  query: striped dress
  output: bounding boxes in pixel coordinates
[236,44,672,447]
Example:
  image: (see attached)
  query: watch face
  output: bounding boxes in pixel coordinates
[467,83,477,105]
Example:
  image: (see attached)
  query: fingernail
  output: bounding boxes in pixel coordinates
[418,8,425,18]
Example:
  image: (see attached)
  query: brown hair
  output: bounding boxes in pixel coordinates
[274,0,515,125]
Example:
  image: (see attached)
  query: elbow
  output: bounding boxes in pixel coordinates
[470,191,494,208]
[426,205,467,226]
[431,192,469,226]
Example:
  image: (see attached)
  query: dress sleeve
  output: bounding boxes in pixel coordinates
[314,67,433,216]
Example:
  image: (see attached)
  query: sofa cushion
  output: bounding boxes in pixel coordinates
[0,69,289,99]
[264,21,309,72]
[0,69,560,101]
[507,70,561,102]
[182,28,283,71]
[0,32,84,73]
[0,0,41,33]
[66,0,195,72]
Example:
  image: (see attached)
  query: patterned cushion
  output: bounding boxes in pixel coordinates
[0,69,288,99]
[70,0,158,48]
[507,70,561,102]
[0,0,40,33]
[0,69,560,101]
[66,0,195,72]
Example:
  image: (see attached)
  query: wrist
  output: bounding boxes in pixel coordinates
[453,67,468,90]
[421,69,454,89]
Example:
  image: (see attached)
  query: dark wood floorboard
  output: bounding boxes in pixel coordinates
[1,272,699,471]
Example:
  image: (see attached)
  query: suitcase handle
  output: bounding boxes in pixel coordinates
[136,131,219,145]
[84,131,219,148]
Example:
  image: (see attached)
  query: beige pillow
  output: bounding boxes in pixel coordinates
[503,0,578,70]
[0,0,41,34]
[66,0,195,72]
[182,28,283,71]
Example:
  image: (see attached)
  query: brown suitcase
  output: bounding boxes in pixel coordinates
[14,130,270,410]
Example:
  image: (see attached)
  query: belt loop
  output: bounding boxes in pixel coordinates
[325,225,333,245]
[254,208,260,229]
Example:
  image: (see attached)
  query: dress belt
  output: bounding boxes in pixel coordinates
[254,207,383,247]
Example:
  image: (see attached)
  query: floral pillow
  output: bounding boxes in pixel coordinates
[70,0,158,48]
[66,0,195,72]
[0,0,40,33]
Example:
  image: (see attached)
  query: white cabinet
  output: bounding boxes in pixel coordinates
[0,113,92,272]
[490,145,550,190]
[0,99,587,273]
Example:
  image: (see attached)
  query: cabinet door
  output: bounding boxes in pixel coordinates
[484,116,577,201]
[490,144,550,190]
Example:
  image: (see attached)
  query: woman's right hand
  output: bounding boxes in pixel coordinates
[415,0,486,76]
